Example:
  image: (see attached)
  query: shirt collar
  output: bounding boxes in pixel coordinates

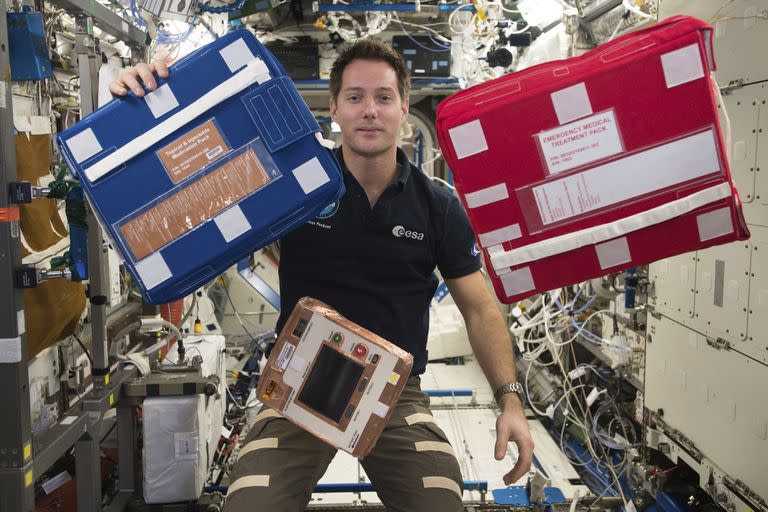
[334,147,413,192]
[394,148,412,190]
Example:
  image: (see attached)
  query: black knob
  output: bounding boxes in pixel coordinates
[487,47,514,68]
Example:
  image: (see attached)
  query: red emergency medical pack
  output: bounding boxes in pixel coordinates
[436,15,749,303]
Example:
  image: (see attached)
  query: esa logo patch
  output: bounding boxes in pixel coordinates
[392,225,425,240]
[316,201,339,220]
[471,243,481,256]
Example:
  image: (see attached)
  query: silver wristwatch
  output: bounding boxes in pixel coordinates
[493,382,524,404]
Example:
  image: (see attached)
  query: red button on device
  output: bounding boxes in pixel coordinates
[353,344,368,357]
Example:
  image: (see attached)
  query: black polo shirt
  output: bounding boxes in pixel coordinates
[276,147,482,375]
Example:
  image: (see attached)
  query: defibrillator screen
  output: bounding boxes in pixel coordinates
[298,344,365,423]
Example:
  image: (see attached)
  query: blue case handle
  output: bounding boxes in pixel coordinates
[242,76,319,153]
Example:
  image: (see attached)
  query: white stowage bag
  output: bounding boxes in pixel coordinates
[142,335,226,504]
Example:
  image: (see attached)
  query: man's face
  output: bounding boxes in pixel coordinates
[330,59,409,159]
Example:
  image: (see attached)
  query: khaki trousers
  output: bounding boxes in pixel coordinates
[224,376,464,512]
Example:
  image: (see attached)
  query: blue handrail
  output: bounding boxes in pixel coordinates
[423,389,474,397]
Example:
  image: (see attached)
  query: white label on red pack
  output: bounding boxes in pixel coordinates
[449,119,488,160]
[661,43,704,88]
[478,224,522,247]
[696,207,733,242]
[487,244,505,257]
[465,183,509,208]
[499,267,535,297]
[537,110,623,175]
[595,236,632,270]
[551,82,593,125]
[532,129,721,226]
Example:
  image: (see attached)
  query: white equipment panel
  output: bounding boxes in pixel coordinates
[650,252,697,321]
[720,90,759,206]
[746,225,768,365]
[693,239,751,342]
[645,314,768,500]
[754,84,768,227]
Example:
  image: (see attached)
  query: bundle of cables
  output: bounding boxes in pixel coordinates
[511,285,639,504]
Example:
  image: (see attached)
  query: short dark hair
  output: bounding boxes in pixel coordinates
[329,38,411,102]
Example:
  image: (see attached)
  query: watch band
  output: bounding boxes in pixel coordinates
[493,382,524,404]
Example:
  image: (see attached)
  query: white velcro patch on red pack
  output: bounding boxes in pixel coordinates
[449,119,489,160]
[499,267,535,297]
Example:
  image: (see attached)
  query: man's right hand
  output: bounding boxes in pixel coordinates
[109,61,170,97]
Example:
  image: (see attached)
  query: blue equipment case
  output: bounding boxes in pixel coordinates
[7,7,53,81]
[57,30,345,304]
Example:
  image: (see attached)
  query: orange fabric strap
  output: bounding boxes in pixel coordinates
[0,207,21,222]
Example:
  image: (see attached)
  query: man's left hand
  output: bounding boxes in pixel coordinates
[495,394,534,485]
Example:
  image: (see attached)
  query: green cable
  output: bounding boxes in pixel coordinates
[50,252,71,269]
[47,181,71,199]
[47,165,73,199]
